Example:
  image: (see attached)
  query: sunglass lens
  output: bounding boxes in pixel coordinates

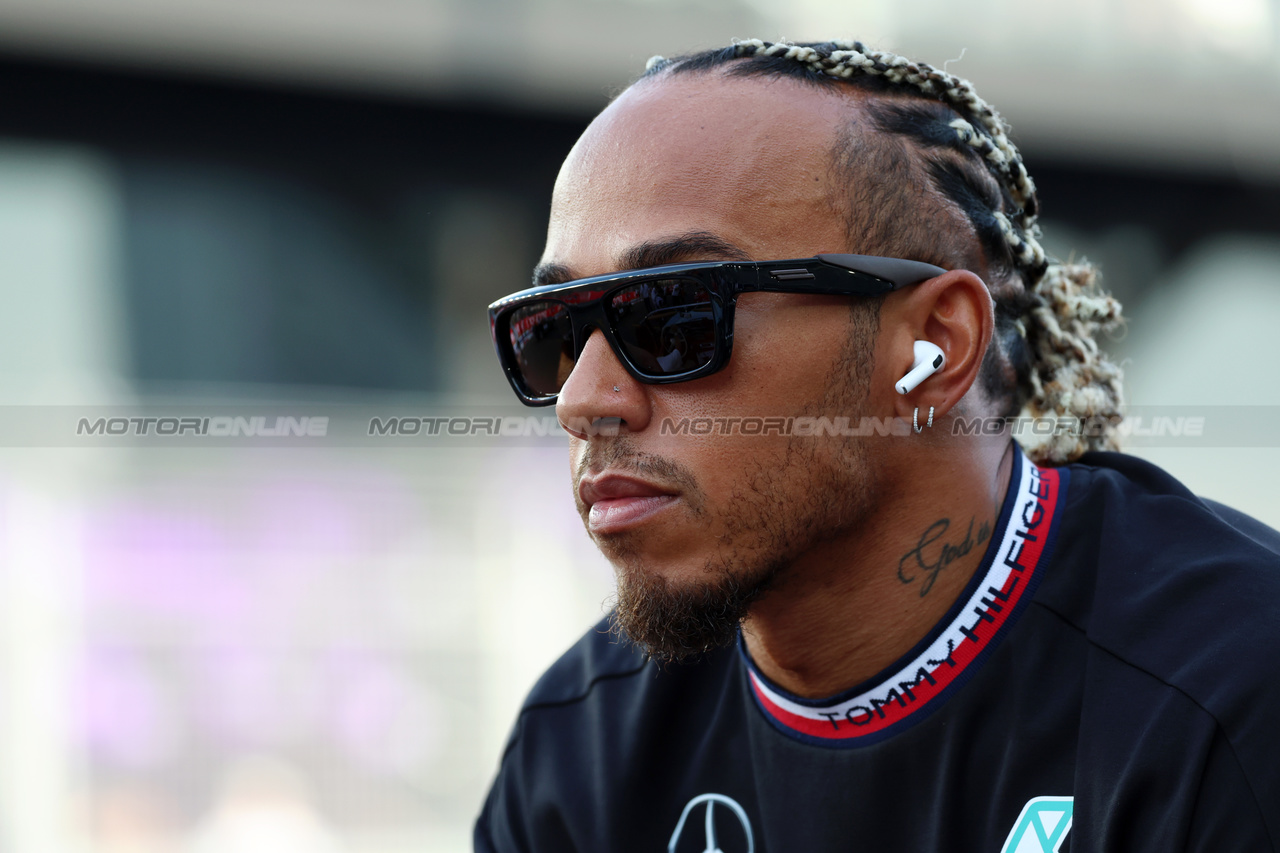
[508,301,574,397]
[608,279,716,376]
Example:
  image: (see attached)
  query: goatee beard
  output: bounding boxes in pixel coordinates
[609,560,779,664]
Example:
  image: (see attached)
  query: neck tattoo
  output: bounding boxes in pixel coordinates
[897,516,993,598]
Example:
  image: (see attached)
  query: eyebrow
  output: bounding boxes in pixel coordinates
[531,231,752,287]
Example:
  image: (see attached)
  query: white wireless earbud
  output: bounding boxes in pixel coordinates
[895,341,946,395]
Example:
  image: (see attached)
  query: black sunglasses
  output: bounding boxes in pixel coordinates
[488,253,946,406]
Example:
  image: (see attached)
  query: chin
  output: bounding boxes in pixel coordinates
[607,546,784,664]
[597,529,717,583]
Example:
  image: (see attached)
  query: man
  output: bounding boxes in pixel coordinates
[477,40,1280,852]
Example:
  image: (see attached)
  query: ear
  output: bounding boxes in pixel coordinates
[877,270,994,423]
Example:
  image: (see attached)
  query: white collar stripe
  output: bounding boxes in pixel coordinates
[746,452,1065,742]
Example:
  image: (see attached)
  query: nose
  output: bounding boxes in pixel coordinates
[556,328,651,438]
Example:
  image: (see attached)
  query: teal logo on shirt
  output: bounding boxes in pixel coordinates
[1001,796,1073,853]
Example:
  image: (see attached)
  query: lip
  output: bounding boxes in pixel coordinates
[579,474,679,535]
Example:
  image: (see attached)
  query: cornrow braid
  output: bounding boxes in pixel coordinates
[643,39,1124,464]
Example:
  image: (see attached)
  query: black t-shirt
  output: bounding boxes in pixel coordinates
[476,451,1280,852]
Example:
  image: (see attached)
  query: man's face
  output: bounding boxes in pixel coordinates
[544,71,892,660]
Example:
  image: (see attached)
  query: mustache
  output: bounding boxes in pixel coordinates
[573,438,704,512]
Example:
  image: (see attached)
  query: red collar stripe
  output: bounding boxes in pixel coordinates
[747,454,1063,741]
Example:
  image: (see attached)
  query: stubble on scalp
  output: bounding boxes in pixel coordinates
[585,299,883,665]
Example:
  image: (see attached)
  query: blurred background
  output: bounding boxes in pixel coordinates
[0,0,1277,850]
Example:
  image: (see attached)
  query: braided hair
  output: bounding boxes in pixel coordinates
[643,39,1124,464]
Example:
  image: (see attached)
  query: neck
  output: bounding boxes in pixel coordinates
[742,439,1017,699]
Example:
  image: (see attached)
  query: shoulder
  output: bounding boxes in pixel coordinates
[1046,450,1280,685]
[486,612,742,768]
[1041,451,1280,652]
[517,615,651,716]
[1050,450,1280,644]
[1058,450,1280,581]
[504,615,736,752]
[493,615,661,774]
[1040,451,1280,842]
[476,618,649,853]
[476,618,738,852]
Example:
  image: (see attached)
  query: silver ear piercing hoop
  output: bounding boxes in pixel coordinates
[913,406,935,433]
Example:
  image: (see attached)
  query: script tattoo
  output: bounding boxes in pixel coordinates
[897,517,992,597]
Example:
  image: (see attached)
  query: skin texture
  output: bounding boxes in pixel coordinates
[547,69,1014,698]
